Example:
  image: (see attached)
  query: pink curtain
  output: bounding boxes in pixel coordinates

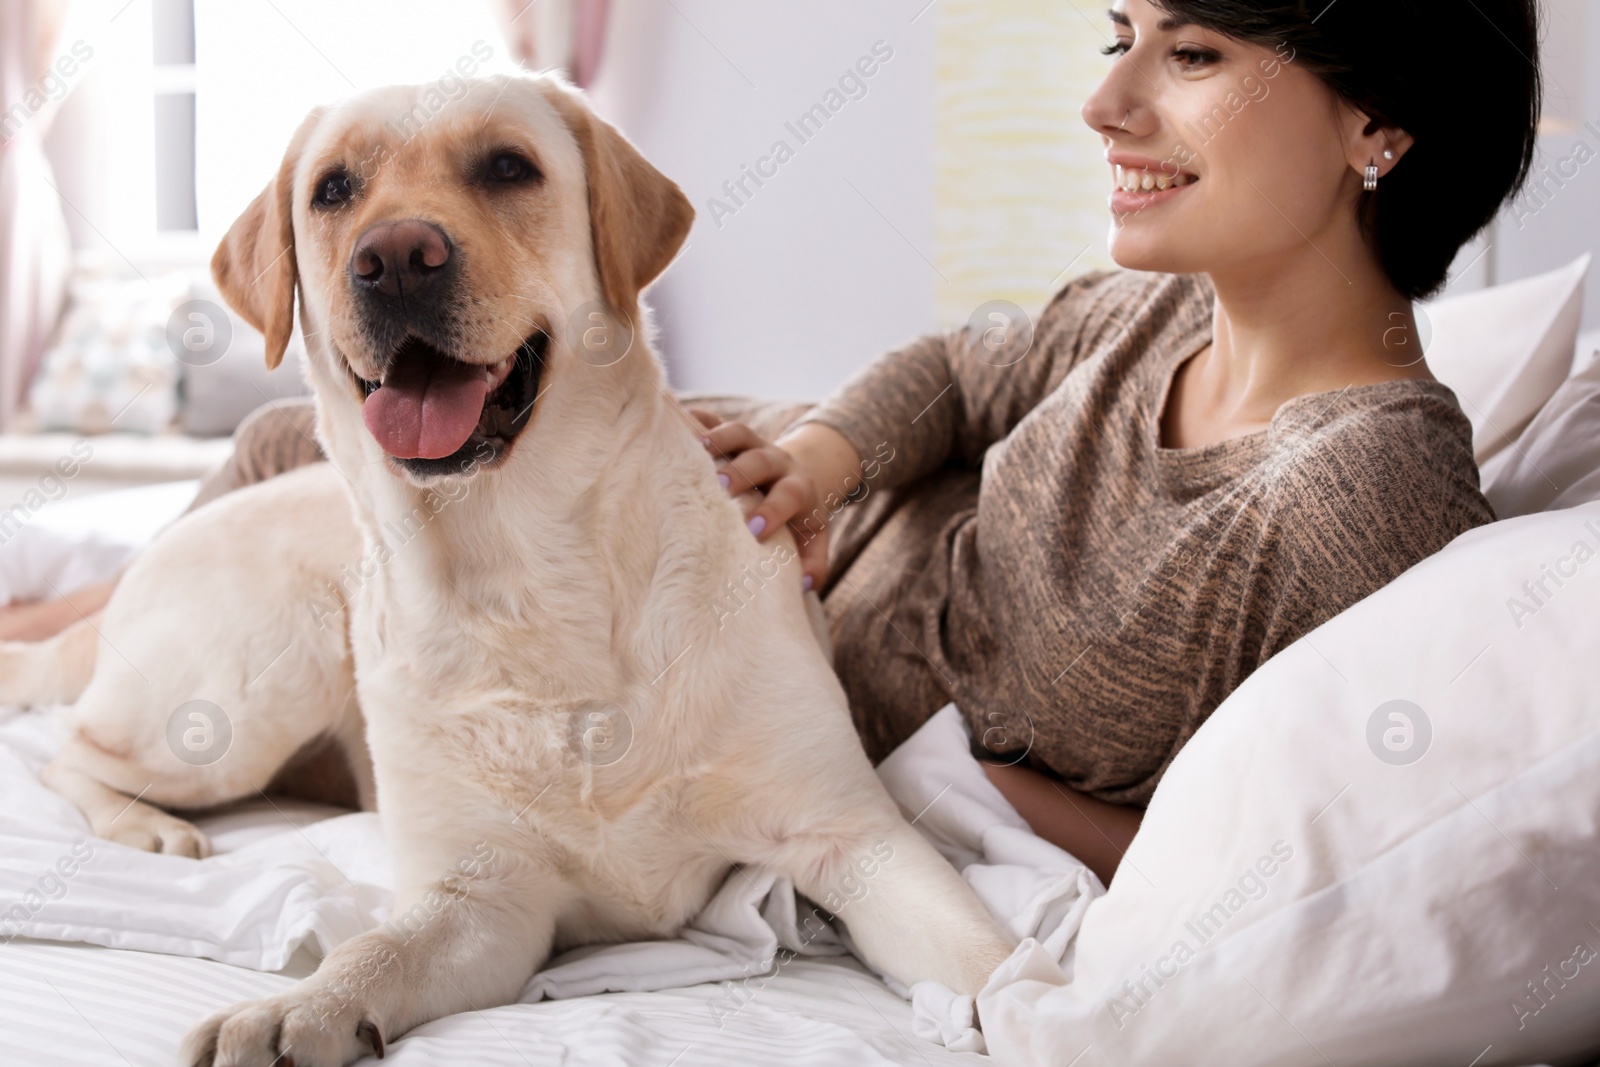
[0,0,73,432]
[495,0,611,87]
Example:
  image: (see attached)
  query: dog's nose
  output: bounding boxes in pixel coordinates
[350,219,452,302]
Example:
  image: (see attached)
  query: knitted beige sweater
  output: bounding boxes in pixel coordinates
[783,268,1493,805]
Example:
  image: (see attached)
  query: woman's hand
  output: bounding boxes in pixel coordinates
[688,411,863,591]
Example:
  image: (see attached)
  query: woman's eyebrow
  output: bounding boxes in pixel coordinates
[1107,9,1193,31]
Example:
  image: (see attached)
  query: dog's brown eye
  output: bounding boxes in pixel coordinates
[486,153,537,184]
[313,171,353,208]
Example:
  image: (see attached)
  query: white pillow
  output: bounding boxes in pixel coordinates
[981,501,1600,1067]
[1425,254,1589,464]
[1482,352,1600,518]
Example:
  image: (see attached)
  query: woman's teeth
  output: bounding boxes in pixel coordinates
[1115,164,1196,192]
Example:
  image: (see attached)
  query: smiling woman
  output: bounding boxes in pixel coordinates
[1088,0,1540,302]
[686,0,1546,883]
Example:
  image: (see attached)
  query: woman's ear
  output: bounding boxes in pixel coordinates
[211,107,324,370]
[1344,106,1415,183]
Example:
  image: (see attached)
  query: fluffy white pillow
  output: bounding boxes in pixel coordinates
[1425,254,1589,463]
[1482,353,1600,518]
[981,501,1600,1067]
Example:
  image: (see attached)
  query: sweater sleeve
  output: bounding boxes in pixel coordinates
[788,269,1130,491]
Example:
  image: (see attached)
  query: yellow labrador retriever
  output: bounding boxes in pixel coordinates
[2,73,1015,1065]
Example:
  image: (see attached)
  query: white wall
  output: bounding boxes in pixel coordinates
[589,0,936,400]
[1491,0,1600,334]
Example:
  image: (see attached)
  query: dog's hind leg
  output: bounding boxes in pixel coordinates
[41,746,211,858]
[0,615,100,706]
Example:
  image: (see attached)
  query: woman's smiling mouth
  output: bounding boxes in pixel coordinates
[1104,150,1199,214]
[1109,162,1200,214]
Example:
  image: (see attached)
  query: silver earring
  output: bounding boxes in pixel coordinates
[1363,162,1379,191]
[1383,148,1395,160]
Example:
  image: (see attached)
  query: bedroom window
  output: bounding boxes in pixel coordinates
[152,0,197,233]
[53,0,513,272]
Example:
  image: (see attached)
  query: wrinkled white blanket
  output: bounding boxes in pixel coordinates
[0,698,1097,1053]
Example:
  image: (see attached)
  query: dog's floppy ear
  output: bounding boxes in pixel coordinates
[211,108,323,370]
[539,80,694,326]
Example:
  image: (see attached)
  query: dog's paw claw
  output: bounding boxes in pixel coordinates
[182,992,377,1067]
[103,805,211,857]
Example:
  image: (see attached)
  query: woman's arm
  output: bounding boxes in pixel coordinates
[789,276,1109,495]
[979,761,1143,887]
[694,273,1122,586]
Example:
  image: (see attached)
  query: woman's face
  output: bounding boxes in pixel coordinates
[1082,0,1366,278]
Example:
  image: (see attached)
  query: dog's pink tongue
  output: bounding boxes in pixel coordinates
[362,358,490,460]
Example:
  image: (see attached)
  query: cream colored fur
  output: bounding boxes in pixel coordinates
[2,74,1014,1067]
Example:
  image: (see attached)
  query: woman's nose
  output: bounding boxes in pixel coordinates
[1081,70,1143,138]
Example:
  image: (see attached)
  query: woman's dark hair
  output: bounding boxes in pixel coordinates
[1152,0,1543,300]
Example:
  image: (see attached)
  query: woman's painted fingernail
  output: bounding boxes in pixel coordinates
[701,436,713,450]
[802,574,814,591]
[718,473,730,489]
[748,515,766,537]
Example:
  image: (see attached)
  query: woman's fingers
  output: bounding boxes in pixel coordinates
[691,417,832,588]
[742,471,804,537]
[744,475,831,587]
[702,420,767,459]
[792,526,830,589]
[778,477,832,588]
[686,407,722,431]
[719,446,786,496]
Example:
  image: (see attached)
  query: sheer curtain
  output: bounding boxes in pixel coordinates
[493,0,611,86]
[0,0,74,431]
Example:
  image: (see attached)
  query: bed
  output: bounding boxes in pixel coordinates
[5,255,1600,1066]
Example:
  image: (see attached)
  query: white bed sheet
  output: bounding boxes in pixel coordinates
[0,938,991,1067]
[0,479,197,603]
[0,482,1098,1065]
[0,697,1093,1066]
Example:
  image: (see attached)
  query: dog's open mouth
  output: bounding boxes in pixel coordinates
[357,333,545,475]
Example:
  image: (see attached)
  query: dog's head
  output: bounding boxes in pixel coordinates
[211,74,692,483]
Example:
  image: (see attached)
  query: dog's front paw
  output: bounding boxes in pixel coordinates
[182,986,386,1067]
